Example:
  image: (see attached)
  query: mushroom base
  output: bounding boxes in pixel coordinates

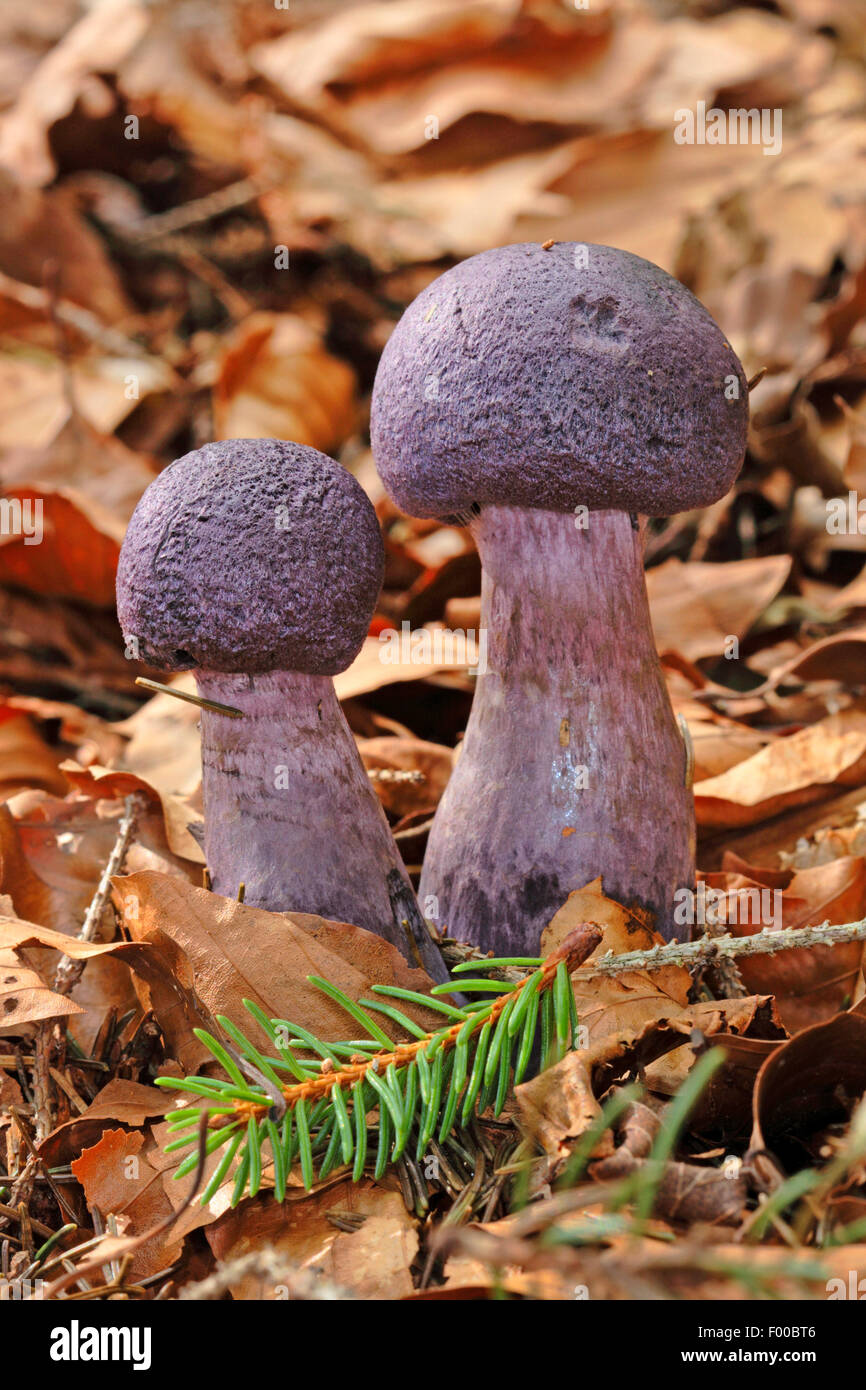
[419,506,695,954]
[195,670,447,980]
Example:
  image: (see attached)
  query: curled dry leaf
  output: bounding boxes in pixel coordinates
[0,944,83,1031]
[589,1100,748,1227]
[61,762,204,867]
[750,1008,866,1178]
[39,1077,173,1168]
[695,707,866,830]
[519,882,785,1169]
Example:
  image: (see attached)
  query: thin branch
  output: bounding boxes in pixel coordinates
[571,918,866,980]
[52,793,145,997]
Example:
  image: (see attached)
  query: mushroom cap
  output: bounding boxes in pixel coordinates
[370,242,748,518]
[116,439,384,675]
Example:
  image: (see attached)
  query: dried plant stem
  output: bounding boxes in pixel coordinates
[52,793,145,997]
[572,918,866,980]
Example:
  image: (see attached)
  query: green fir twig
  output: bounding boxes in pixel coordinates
[156,925,602,1205]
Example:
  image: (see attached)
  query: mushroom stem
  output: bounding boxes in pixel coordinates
[419,505,695,953]
[195,669,447,981]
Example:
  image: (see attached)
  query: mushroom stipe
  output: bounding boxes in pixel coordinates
[371,240,748,954]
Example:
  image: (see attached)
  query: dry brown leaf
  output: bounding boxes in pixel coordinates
[358,734,453,818]
[40,1078,174,1168]
[205,1179,417,1300]
[0,0,148,186]
[683,709,772,782]
[695,707,866,829]
[0,709,67,798]
[751,1009,866,1176]
[0,485,123,605]
[541,881,691,1047]
[647,554,792,662]
[110,871,446,1059]
[70,1127,183,1279]
[0,416,158,524]
[112,674,203,800]
[0,944,83,1030]
[335,634,473,701]
[213,313,357,455]
[61,762,204,867]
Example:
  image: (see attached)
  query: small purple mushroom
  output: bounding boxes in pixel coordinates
[116,438,447,980]
[371,242,748,954]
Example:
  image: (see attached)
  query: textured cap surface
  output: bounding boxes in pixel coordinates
[116,438,383,675]
[371,242,748,518]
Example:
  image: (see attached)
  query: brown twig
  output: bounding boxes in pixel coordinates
[53,793,146,997]
[572,917,866,979]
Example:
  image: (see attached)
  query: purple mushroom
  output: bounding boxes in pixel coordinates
[371,242,748,954]
[116,438,447,981]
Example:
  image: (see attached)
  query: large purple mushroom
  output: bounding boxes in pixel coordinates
[371,242,748,954]
[116,438,447,980]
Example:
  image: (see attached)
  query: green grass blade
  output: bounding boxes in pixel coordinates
[557,1083,642,1188]
[633,1048,727,1222]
